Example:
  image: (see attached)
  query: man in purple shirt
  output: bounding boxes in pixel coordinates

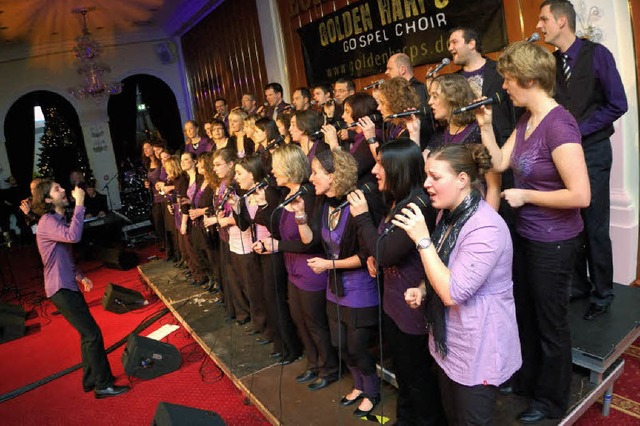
[32,179,129,399]
[537,0,628,320]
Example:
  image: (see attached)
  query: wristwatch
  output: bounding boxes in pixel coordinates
[416,237,432,250]
[366,136,379,145]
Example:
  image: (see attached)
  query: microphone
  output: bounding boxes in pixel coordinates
[217,185,235,211]
[346,114,382,128]
[426,58,450,78]
[242,179,269,199]
[526,32,540,43]
[385,105,430,119]
[452,92,502,114]
[363,79,385,90]
[277,183,313,209]
[384,192,431,235]
[310,100,317,106]
[310,120,348,137]
[265,134,285,151]
[331,183,373,215]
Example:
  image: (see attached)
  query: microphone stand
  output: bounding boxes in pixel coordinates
[101,173,119,211]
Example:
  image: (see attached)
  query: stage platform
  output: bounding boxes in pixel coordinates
[138,260,639,425]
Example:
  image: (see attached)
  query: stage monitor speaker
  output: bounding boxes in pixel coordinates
[100,248,139,270]
[102,283,146,314]
[152,402,225,426]
[122,334,181,380]
[0,303,26,344]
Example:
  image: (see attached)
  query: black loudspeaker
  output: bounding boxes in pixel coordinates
[122,334,181,380]
[100,248,139,270]
[152,402,225,426]
[102,283,146,314]
[0,303,26,344]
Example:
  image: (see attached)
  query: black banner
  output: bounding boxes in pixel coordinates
[297,0,508,85]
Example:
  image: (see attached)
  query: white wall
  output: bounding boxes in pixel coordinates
[0,38,189,209]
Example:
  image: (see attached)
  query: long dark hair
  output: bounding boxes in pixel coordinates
[255,117,280,143]
[378,138,425,205]
[237,155,268,184]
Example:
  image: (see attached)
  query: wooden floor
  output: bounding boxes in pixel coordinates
[138,259,637,425]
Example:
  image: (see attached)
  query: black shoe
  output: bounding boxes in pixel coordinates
[295,370,317,383]
[270,351,282,359]
[95,385,130,399]
[353,395,380,416]
[224,315,236,324]
[164,255,176,262]
[279,352,302,365]
[190,278,208,287]
[308,375,338,391]
[518,407,547,424]
[83,385,95,393]
[236,317,251,326]
[584,303,609,320]
[245,328,260,336]
[256,337,272,345]
[340,391,363,406]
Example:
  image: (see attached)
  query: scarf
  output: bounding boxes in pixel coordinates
[425,189,481,357]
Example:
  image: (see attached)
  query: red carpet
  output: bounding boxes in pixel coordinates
[0,243,638,425]
[0,244,268,425]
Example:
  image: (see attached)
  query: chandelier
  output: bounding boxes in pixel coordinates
[68,7,123,102]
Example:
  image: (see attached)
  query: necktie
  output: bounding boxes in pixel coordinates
[561,54,571,81]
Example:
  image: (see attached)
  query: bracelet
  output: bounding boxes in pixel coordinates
[294,212,308,225]
[366,136,379,145]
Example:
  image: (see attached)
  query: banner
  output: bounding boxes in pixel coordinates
[297,0,508,85]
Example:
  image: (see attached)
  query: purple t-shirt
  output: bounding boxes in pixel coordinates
[510,106,583,242]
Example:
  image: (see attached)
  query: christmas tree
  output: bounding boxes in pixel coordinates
[36,106,94,185]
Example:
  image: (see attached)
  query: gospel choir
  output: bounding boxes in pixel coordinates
[34,0,628,424]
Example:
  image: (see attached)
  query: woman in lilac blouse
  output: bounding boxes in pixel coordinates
[478,41,590,422]
[396,143,521,425]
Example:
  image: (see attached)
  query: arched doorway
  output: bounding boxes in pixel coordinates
[107,74,183,170]
[4,90,89,198]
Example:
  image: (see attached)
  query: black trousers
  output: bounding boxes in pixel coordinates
[50,289,114,390]
[384,314,445,425]
[227,251,251,322]
[288,283,337,378]
[514,234,580,417]
[189,223,214,282]
[151,202,165,247]
[437,366,496,426]
[572,138,614,306]
[257,253,301,357]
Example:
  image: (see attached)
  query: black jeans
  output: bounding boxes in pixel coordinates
[513,234,580,417]
[572,138,614,306]
[50,289,114,390]
[437,365,497,426]
[384,314,445,425]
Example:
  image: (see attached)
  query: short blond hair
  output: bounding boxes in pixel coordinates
[497,41,556,96]
[271,144,310,184]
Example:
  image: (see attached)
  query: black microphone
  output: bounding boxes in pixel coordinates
[217,185,235,211]
[363,79,385,90]
[452,92,502,114]
[277,183,313,209]
[384,192,431,235]
[526,32,540,43]
[346,114,382,128]
[385,105,430,119]
[265,135,285,151]
[310,120,347,137]
[331,183,373,215]
[426,58,450,78]
[242,179,269,199]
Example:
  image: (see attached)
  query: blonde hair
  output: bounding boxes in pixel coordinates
[271,144,310,184]
[497,41,556,96]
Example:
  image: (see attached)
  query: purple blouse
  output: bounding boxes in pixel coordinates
[429,201,521,386]
[280,209,327,291]
[510,106,583,242]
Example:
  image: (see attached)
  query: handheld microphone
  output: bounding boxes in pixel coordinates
[310,120,348,137]
[310,100,317,106]
[346,114,382,128]
[526,32,540,43]
[217,185,235,211]
[242,179,269,199]
[265,135,285,151]
[384,192,431,235]
[386,105,430,119]
[331,183,373,215]
[363,79,385,90]
[452,92,502,114]
[426,58,450,78]
[277,183,313,209]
